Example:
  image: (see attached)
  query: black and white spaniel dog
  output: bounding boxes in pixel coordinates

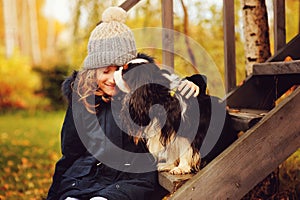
[114,54,237,175]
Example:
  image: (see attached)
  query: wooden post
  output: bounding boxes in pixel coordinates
[162,0,174,69]
[119,0,142,11]
[273,0,286,53]
[223,0,236,93]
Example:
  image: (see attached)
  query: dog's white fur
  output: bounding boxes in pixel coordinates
[144,117,200,175]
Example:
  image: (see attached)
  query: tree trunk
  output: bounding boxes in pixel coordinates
[242,0,271,76]
[162,0,174,69]
[46,17,55,58]
[180,0,197,73]
[20,0,31,57]
[28,0,41,65]
[3,0,18,58]
[72,1,82,39]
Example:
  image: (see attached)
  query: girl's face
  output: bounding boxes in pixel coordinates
[97,66,119,97]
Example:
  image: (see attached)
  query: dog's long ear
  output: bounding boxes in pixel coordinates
[119,84,152,139]
[128,81,182,144]
[128,84,153,126]
[120,63,162,137]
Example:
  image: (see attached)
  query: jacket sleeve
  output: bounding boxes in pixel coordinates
[47,105,86,200]
[185,74,207,96]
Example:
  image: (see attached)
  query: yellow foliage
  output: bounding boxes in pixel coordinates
[279,149,300,194]
[0,50,45,109]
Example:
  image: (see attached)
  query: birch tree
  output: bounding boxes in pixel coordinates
[2,0,18,58]
[28,0,42,65]
[20,0,31,57]
[242,0,271,76]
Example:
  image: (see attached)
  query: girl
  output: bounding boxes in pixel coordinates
[47,7,199,200]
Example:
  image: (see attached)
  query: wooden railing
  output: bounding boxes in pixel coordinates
[223,0,236,93]
[119,0,141,11]
[119,0,293,93]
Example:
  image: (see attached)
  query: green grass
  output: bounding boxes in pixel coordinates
[0,110,64,200]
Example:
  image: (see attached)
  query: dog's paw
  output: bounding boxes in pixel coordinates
[169,166,192,175]
[157,163,175,172]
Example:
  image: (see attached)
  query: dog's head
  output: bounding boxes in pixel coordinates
[114,54,182,145]
[114,54,169,94]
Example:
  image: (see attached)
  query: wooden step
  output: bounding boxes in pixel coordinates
[228,109,268,132]
[226,62,300,110]
[252,60,300,75]
[159,172,194,193]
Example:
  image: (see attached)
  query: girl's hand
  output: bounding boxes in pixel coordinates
[178,80,200,99]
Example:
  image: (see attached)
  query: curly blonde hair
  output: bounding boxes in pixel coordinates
[75,68,111,113]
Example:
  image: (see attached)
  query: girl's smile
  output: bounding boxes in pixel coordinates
[97,66,119,97]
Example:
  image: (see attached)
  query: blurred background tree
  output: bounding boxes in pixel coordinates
[1,0,69,110]
[0,49,44,111]
[0,0,299,109]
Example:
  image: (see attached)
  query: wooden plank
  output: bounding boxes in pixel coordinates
[119,0,142,11]
[253,60,300,75]
[169,87,300,200]
[159,172,194,193]
[226,75,277,110]
[273,0,286,53]
[266,34,300,62]
[162,0,174,69]
[228,109,266,132]
[226,73,300,110]
[223,0,236,93]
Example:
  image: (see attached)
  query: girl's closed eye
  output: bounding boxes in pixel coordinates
[103,66,118,74]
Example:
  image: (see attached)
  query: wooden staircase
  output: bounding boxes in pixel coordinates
[159,60,300,199]
[114,0,300,198]
[116,0,300,198]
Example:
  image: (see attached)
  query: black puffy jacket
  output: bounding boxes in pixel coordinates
[46,71,166,200]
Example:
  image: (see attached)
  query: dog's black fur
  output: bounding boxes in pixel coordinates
[118,53,238,173]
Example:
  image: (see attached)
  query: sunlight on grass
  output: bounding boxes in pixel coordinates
[0,111,64,199]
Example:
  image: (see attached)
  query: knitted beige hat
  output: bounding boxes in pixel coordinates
[83,7,137,69]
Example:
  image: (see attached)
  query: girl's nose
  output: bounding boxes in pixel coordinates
[108,73,116,84]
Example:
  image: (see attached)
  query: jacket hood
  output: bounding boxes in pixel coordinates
[61,70,78,104]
